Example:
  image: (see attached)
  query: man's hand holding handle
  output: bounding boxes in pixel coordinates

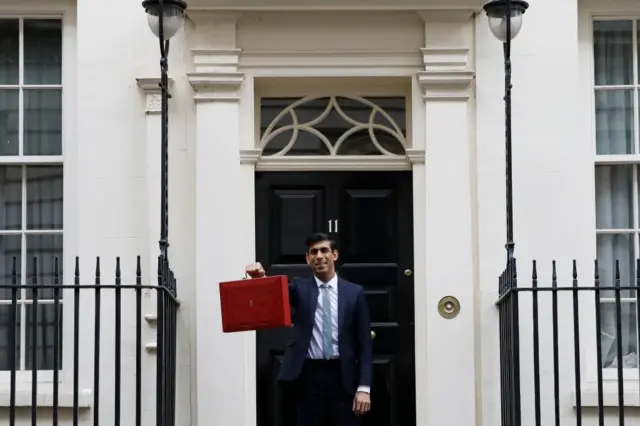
[245,262,265,279]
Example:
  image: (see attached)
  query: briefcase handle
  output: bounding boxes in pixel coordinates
[243,270,265,280]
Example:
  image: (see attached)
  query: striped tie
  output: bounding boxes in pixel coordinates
[321,284,333,359]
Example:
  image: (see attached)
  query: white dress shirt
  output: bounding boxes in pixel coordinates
[308,274,370,394]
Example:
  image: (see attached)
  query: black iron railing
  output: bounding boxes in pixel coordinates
[498,258,640,426]
[0,255,179,426]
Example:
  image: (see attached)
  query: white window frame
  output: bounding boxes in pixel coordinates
[591,15,640,383]
[0,1,77,398]
[581,0,640,405]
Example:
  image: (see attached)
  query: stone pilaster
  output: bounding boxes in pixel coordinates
[187,13,256,426]
[416,10,477,426]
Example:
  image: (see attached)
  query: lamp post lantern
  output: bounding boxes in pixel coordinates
[141,0,187,263]
[482,0,529,262]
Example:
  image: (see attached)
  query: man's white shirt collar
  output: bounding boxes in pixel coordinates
[314,274,338,289]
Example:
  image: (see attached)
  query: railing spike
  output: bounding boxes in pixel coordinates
[95,256,101,278]
[115,257,121,279]
[572,259,577,279]
[615,259,620,280]
[74,256,80,278]
[552,260,557,281]
[136,255,142,277]
[532,260,537,280]
[594,259,599,280]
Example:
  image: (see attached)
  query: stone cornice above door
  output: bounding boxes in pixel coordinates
[240,152,424,171]
[185,0,485,11]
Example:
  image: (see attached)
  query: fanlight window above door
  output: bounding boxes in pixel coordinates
[259,96,407,157]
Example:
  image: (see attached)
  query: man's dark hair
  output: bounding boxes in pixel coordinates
[305,232,338,252]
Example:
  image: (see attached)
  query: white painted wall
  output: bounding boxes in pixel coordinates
[2,0,639,425]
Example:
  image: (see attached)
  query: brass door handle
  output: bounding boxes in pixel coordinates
[371,331,376,340]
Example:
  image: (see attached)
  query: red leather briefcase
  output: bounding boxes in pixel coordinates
[219,275,292,333]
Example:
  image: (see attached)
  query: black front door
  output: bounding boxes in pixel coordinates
[255,171,415,426]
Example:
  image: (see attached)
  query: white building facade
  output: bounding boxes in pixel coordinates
[0,0,638,425]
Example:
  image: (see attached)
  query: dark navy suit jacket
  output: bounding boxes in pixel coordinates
[277,276,373,395]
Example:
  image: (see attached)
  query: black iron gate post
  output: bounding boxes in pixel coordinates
[482,2,529,426]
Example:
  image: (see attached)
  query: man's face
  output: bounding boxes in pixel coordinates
[305,240,338,276]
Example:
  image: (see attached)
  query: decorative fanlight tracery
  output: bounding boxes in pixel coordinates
[259,96,408,157]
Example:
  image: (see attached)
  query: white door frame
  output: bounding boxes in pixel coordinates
[239,72,428,425]
[187,10,477,426]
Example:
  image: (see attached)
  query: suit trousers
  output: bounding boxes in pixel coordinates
[295,359,359,426]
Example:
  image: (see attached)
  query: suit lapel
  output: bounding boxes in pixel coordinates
[308,277,319,323]
[338,278,347,333]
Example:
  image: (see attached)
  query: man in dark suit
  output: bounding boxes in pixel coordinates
[246,232,373,426]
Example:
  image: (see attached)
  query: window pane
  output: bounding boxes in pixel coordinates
[24,19,62,85]
[600,301,637,368]
[595,90,634,154]
[595,165,634,229]
[593,20,634,86]
[260,97,406,156]
[0,19,19,85]
[24,89,62,155]
[261,97,332,156]
[336,129,406,155]
[0,235,21,301]
[0,166,22,230]
[0,89,20,156]
[596,233,635,298]
[26,234,62,300]
[27,166,63,230]
[25,304,62,370]
[0,304,21,370]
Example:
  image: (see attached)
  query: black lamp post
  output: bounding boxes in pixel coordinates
[141,0,187,264]
[483,0,529,262]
